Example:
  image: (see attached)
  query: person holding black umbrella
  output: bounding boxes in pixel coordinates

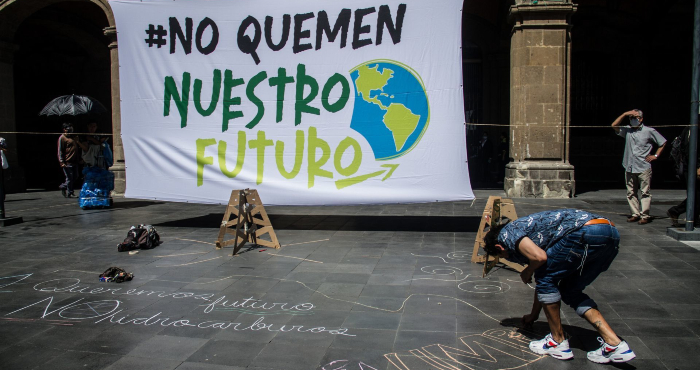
[57,123,81,197]
[40,95,106,198]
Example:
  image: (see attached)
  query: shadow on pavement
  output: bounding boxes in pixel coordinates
[111,200,164,209]
[2,198,40,202]
[155,214,482,232]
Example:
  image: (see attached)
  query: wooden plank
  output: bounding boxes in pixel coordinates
[472,196,496,263]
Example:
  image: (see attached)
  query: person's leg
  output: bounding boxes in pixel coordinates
[528,299,573,360]
[66,165,77,195]
[668,173,688,226]
[639,168,652,220]
[541,301,564,343]
[668,198,686,227]
[625,172,641,219]
[583,308,620,345]
[60,166,69,197]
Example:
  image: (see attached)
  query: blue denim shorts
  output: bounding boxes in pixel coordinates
[534,223,620,316]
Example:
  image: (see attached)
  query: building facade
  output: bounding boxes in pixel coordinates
[0,0,694,197]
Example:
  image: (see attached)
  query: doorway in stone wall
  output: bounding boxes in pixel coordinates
[13,2,111,190]
[463,42,491,187]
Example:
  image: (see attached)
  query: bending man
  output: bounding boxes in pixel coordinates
[483,209,635,364]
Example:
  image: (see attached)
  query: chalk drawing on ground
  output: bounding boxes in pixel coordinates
[408,265,511,294]
[0,273,33,291]
[411,251,470,264]
[321,360,380,370]
[384,328,545,370]
[2,272,503,323]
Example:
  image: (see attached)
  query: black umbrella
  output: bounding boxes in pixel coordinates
[39,94,107,117]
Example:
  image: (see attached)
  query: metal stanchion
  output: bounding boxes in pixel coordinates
[685,0,700,231]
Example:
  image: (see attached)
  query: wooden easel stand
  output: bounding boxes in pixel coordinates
[472,196,526,275]
[215,189,281,255]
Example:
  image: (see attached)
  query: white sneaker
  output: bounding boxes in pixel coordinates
[587,337,636,363]
[528,333,574,360]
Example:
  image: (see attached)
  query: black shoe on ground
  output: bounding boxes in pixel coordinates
[61,188,67,198]
[667,210,682,227]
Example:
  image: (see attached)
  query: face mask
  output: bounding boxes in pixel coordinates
[629,118,640,128]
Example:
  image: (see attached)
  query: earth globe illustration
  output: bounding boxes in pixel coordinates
[349,60,430,160]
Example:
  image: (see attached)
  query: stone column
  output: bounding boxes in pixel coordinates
[0,39,25,193]
[505,1,577,198]
[103,26,125,195]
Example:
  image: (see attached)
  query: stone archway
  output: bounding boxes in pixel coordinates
[0,0,123,193]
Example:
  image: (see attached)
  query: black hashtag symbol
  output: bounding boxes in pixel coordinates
[144,24,167,48]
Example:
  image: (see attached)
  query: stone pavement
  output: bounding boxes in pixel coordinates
[0,189,699,370]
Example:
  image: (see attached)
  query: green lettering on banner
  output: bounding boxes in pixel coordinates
[164,72,191,128]
[275,130,304,179]
[307,127,332,188]
[335,170,385,190]
[196,138,216,186]
[295,64,320,126]
[218,131,246,178]
[268,68,295,123]
[321,73,350,113]
[333,137,361,176]
[193,69,221,117]
[223,70,244,132]
[246,71,268,129]
[334,164,400,189]
[248,131,274,184]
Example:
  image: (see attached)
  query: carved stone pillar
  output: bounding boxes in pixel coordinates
[505,1,577,198]
[103,26,125,195]
[0,39,25,193]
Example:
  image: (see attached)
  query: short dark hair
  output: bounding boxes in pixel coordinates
[62,123,72,130]
[482,222,509,255]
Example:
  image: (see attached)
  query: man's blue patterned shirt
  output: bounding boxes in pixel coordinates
[497,209,603,265]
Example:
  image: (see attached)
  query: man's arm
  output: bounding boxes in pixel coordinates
[522,291,542,328]
[611,110,636,134]
[645,141,666,163]
[57,136,65,167]
[516,236,547,284]
[76,136,89,152]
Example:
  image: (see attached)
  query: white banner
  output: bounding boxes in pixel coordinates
[110,0,473,205]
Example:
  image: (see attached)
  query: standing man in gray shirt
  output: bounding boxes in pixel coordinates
[612,109,666,225]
